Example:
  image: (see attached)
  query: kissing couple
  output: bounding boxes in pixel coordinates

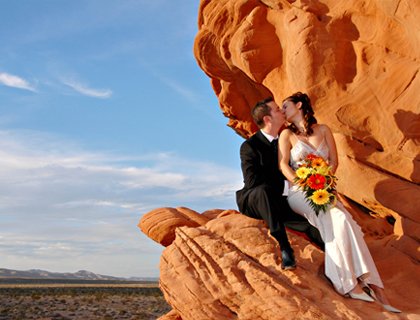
[236,93,400,313]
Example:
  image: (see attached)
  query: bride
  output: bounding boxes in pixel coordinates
[278,92,400,313]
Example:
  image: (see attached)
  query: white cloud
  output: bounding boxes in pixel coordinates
[62,78,112,98]
[0,72,36,92]
[0,129,241,277]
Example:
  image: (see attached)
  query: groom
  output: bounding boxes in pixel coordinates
[236,97,323,270]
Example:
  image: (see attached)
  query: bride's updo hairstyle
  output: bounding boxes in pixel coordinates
[283,92,317,136]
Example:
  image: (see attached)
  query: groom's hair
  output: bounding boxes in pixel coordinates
[252,97,274,128]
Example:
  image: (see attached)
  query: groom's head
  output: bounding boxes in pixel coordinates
[252,97,285,131]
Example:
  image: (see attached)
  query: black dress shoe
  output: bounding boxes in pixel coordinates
[281,250,296,270]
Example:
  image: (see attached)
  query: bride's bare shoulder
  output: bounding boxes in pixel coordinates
[280,127,293,137]
[315,124,332,133]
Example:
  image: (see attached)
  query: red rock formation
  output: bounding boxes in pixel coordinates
[139,207,209,246]
[194,0,420,255]
[139,207,420,319]
[138,1,420,318]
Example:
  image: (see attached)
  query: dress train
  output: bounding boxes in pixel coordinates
[288,185,383,295]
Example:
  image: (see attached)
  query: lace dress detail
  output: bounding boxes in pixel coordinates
[287,138,384,295]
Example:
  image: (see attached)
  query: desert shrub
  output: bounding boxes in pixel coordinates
[31,293,41,300]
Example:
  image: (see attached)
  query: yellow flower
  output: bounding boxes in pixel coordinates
[296,167,311,179]
[315,166,331,176]
[310,189,331,205]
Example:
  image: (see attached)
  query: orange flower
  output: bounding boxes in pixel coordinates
[307,174,326,190]
[311,157,328,169]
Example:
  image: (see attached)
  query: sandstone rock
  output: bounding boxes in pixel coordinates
[138,207,420,319]
[194,0,420,250]
[139,1,420,318]
[138,207,209,246]
[158,309,182,320]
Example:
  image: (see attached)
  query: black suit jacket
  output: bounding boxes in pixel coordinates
[236,130,287,212]
[236,131,325,250]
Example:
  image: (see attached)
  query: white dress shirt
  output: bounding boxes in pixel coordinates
[260,130,289,196]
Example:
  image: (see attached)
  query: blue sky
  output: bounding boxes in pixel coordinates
[0,1,244,278]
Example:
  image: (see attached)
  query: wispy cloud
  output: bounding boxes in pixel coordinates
[0,129,241,277]
[160,77,199,103]
[0,72,36,92]
[62,78,112,99]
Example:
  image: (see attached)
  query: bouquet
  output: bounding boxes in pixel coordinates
[294,153,337,216]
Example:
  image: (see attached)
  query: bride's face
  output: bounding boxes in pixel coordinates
[282,100,301,121]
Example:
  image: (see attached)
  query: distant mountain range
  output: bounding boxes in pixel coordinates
[0,268,157,282]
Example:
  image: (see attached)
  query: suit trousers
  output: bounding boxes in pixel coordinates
[241,184,325,251]
[241,184,293,251]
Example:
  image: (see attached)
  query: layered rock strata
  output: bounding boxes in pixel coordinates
[138,207,419,319]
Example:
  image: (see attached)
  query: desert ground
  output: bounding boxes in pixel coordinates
[0,279,171,320]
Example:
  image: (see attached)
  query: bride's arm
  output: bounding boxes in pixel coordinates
[278,129,296,183]
[322,125,338,173]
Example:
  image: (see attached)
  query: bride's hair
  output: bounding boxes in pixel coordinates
[283,92,317,136]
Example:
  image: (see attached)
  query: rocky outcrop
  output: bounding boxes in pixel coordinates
[138,1,420,318]
[194,0,420,253]
[138,207,420,319]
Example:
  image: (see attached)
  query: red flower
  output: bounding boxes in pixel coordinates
[306,153,319,160]
[307,174,326,190]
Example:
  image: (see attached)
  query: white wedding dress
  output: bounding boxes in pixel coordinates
[287,137,384,295]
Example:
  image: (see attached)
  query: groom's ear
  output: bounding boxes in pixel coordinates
[262,114,272,126]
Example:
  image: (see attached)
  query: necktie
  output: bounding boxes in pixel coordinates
[271,138,278,154]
